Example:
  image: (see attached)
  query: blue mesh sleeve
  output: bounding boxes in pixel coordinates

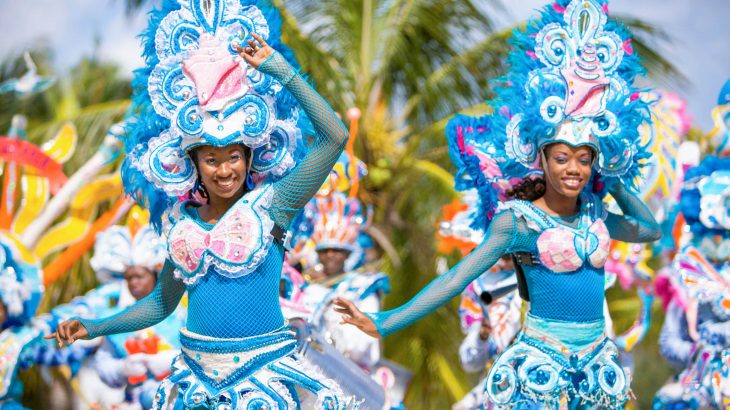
[365,211,518,337]
[604,184,662,243]
[78,261,185,338]
[258,52,349,228]
[659,300,692,368]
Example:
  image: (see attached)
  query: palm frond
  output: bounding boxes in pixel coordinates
[399,28,511,126]
[616,15,687,87]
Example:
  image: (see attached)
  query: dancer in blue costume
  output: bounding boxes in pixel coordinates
[56,218,185,409]
[0,237,45,409]
[335,0,661,408]
[290,151,389,372]
[654,155,730,410]
[454,257,522,410]
[49,1,351,408]
[297,191,389,372]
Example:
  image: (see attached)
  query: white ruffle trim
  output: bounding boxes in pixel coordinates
[167,185,276,286]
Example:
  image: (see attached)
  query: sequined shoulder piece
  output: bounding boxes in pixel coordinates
[497,200,550,232]
[167,184,276,285]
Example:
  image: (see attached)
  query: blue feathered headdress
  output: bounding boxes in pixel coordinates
[122,0,310,231]
[446,0,652,230]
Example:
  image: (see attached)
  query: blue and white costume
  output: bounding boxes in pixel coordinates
[654,155,730,409]
[72,1,352,408]
[0,235,45,409]
[295,189,389,370]
[288,147,390,372]
[0,233,89,410]
[454,271,522,410]
[52,222,184,410]
[362,0,661,408]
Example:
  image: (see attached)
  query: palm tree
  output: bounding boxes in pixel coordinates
[119,0,681,406]
[0,47,131,172]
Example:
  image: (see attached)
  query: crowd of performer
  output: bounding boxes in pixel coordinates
[0,0,729,409]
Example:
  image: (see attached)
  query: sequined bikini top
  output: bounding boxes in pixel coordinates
[502,193,610,273]
[166,185,276,285]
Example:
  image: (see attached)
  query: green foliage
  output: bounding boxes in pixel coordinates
[606,286,676,409]
[0,49,131,172]
[1,47,128,408]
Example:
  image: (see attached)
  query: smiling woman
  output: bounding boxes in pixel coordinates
[47,1,353,408]
[190,144,252,220]
[533,143,596,216]
[334,0,662,408]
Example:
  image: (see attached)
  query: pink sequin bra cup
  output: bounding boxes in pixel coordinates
[167,185,276,285]
[502,193,610,272]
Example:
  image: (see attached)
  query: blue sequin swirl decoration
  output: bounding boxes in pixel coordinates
[224,4,270,41]
[175,99,204,137]
[191,0,224,34]
[155,11,200,61]
[239,94,272,140]
[247,69,275,95]
[505,114,538,164]
[149,64,194,118]
[251,121,298,176]
[144,132,196,195]
[597,137,634,177]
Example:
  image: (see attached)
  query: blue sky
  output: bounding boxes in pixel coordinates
[0,0,728,129]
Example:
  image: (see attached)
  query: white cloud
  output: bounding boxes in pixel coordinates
[0,0,146,77]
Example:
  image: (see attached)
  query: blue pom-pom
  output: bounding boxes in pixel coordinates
[680,155,730,237]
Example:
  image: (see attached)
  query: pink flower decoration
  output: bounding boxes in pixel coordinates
[630,92,640,101]
[499,106,511,118]
[526,50,537,60]
[553,2,566,13]
[602,2,609,15]
[537,228,583,272]
[623,39,634,56]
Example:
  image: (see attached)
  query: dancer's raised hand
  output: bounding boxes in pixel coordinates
[333,297,380,338]
[44,319,88,347]
[236,32,274,69]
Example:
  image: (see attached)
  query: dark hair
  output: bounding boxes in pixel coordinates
[507,176,546,201]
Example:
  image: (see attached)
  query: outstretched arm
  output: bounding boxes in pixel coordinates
[335,211,518,338]
[605,183,662,243]
[241,34,349,228]
[46,260,185,345]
